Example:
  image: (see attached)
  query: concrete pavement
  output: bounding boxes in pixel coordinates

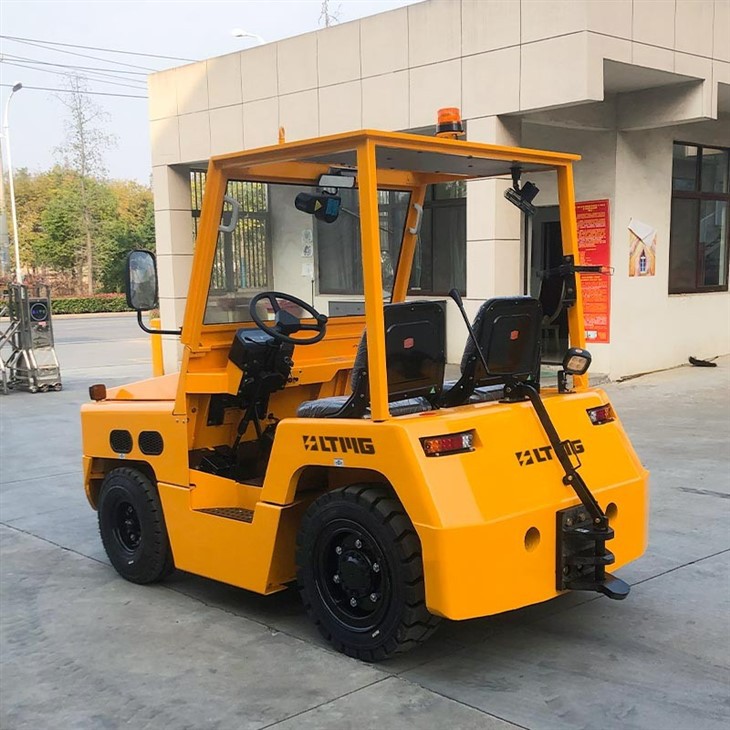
[1,314,728,729]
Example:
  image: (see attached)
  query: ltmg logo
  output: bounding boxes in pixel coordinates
[303,435,375,455]
[515,439,584,467]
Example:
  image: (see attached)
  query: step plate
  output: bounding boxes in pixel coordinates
[556,504,612,591]
[198,507,254,523]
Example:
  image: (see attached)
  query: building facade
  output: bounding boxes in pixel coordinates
[148,0,730,378]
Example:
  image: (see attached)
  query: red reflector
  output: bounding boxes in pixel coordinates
[421,431,474,457]
[403,337,414,349]
[510,330,519,340]
[587,404,615,425]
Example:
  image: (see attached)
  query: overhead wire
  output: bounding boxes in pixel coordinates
[0,53,148,76]
[0,82,146,100]
[0,37,157,71]
[0,60,148,91]
[0,34,197,63]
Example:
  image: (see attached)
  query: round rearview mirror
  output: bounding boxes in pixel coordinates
[125,250,159,311]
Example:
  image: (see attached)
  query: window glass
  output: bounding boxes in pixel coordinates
[700,200,728,287]
[317,189,410,295]
[672,144,699,191]
[701,148,729,194]
[668,198,699,293]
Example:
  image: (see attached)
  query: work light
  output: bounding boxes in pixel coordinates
[562,347,592,375]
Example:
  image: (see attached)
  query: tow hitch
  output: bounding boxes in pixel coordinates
[508,382,630,601]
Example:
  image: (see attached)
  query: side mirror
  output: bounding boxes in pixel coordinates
[125,249,159,311]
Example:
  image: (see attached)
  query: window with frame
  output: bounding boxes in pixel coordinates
[669,143,729,293]
[316,182,466,297]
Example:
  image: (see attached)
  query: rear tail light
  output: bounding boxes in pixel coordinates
[587,404,615,425]
[421,430,474,457]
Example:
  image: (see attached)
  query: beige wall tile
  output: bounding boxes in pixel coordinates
[465,240,495,299]
[317,21,361,85]
[279,90,319,141]
[241,43,278,101]
[715,0,730,62]
[521,0,586,44]
[360,6,408,77]
[154,209,195,256]
[463,47,520,118]
[277,33,318,95]
[319,81,362,135]
[159,296,187,331]
[467,115,522,145]
[675,52,713,80]
[207,53,243,109]
[409,60,461,128]
[632,42,674,72]
[362,71,409,129]
[209,105,244,156]
[586,0,632,38]
[466,178,520,242]
[633,0,675,49]
[175,62,208,115]
[148,69,177,121]
[178,111,211,162]
[150,117,180,166]
[461,0,520,55]
[492,239,522,295]
[408,0,461,67]
[243,97,279,148]
[151,166,191,212]
[157,254,194,302]
[675,0,714,57]
[520,33,592,111]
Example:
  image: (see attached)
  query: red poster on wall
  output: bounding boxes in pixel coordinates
[575,199,611,344]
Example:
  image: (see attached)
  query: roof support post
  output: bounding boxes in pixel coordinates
[557,163,588,389]
[356,140,390,421]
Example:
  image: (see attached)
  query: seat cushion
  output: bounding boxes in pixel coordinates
[297,395,432,418]
[442,380,504,404]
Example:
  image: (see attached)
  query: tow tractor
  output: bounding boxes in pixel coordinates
[81,114,648,660]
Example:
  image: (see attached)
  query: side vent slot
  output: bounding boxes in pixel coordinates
[139,431,164,456]
[110,429,133,454]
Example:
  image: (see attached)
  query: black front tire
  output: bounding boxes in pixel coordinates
[98,466,174,584]
[296,484,440,661]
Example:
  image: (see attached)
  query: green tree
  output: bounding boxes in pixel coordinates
[56,74,116,293]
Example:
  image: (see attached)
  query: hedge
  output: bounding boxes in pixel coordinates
[51,294,133,315]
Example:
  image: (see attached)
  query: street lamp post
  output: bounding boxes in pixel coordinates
[3,82,23,283]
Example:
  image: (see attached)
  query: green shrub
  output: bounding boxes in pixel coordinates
[51,294,132,315]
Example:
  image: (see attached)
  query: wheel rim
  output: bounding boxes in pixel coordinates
[113,501,142,553]
[313,518,390,633]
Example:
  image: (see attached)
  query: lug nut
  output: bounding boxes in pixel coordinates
[370,593,380,602]
[372,562,380,573]
[350,597,358,607]
[566,518,573,526]
[335,546,342,555]
[354,539,362,549]
[333,574,341,584]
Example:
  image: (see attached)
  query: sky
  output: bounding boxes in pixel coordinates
[0,0,419,184]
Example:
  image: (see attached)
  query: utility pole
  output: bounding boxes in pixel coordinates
[3,83,23,283]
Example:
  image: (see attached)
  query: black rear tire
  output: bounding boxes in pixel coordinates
[296,484,440,661]
[98,466,174,584]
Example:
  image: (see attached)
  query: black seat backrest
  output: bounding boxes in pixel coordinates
[443,297,542,406]
[339,300,446,417]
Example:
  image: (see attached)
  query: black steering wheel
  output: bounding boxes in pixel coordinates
[249,291,328,345]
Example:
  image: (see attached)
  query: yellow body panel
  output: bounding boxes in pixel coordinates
[81,128,648,622]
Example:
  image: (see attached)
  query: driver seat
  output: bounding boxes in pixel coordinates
[296,301,446,419]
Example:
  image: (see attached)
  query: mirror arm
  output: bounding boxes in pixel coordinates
[136,310,181,336]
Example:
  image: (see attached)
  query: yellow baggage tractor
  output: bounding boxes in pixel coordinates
[81,115,648,660]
